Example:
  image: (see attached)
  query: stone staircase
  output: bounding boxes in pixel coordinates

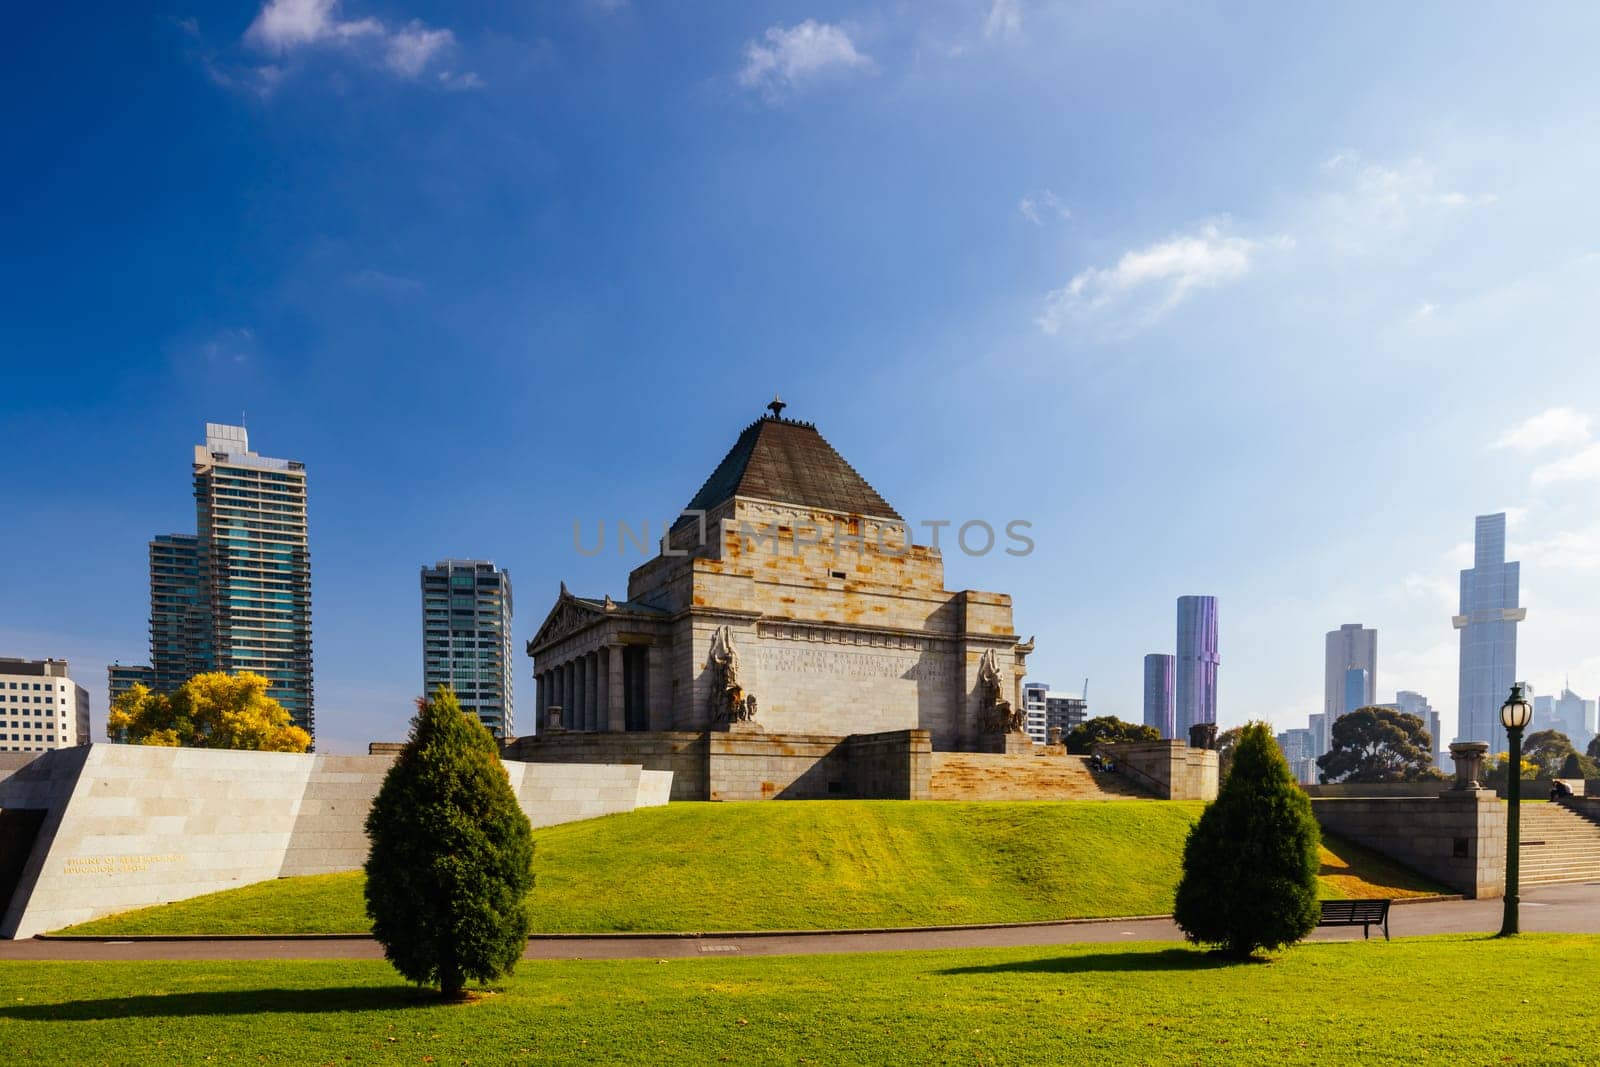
[1518,803,1600,887]
[929,751,1154,801]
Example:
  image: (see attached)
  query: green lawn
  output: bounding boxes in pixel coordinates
[57,800,1443,936]
[3,935,1594,1065]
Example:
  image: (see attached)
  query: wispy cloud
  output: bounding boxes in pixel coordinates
[985,0,1023,39]
[1494,406,1593,453]
[738,20,872,101]
[239,0,477,86]
[1038,220,1286,335]
[1533,444,1600,487]
[1018,189,1069,226]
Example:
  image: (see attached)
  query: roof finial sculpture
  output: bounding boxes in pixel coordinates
[767,394,786,419]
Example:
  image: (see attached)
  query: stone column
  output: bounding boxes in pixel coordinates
[584,652,599,732]
[607,644,626,732]
[563,662,576,729]
[647,642,668,731]
[535,673,545,725]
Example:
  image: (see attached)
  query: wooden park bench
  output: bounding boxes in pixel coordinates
[1318,899,1391,940]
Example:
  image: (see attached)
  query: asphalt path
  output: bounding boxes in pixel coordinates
[2,883,1596,962]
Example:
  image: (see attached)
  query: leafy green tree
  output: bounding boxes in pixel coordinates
[1523,730,1577,779]
[1065,716,1159,754]
[1174,722,1321,959]
[1316,706,1435,784]
[1216,726,1243,781]
[365,687,534,998]
[1588,735,1600,762]
[1557,751,1599,780]
[1484,751,1538,788]
[107,671,310,751]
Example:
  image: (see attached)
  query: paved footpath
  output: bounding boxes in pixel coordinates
[3,883,1596,963]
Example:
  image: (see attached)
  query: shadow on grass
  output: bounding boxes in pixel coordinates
[941,947,1239,976]
[0,985,454,1022]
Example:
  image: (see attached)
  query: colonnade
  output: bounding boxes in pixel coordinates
[533,644,628,732]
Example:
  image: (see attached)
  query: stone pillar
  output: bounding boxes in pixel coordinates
[564,662,575,729]
[535,673,545,725]
[607,645,626,732]
[1450,741,1489,790]
[647,642,669,731]
[585,652,599,732]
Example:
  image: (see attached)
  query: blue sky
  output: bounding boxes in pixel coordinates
[5,1,1600,753]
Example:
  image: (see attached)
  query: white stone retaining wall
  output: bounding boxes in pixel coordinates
[0,744,670,939]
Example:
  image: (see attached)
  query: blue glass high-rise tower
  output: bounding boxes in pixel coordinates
[1175,596,1219,740]
[1143,653,1175,738]
[1453,513,1524,754]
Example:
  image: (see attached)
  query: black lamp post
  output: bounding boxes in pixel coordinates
[1498,682,1533,937]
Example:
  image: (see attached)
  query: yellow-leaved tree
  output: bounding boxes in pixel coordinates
[108,671,311,752]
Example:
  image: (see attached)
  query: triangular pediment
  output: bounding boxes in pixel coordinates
[527,590,606,653]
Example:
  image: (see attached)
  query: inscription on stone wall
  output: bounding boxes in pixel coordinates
[755,647,955,682]
[64,854,182,876]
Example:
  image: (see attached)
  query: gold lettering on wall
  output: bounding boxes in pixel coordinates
[63,854,183,876]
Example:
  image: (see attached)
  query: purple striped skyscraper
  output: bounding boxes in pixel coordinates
[1143,653,1175,738]
[1175,595,1219,740]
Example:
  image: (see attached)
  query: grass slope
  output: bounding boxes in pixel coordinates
[58,800,1442,936]
[3,936,1595,1065]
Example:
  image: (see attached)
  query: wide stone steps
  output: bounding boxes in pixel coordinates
[928,751,1153,801]
[1517,804,1600,887]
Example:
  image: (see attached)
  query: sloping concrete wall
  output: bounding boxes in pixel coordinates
[0,744,671,939]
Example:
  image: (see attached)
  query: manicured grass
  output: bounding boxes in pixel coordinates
[3,935,1596,1064]
[58,801,1443,936]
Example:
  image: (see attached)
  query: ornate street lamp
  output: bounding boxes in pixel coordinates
[1498,682,1534,937]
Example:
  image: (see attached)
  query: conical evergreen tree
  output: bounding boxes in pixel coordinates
[365,686,534,997]
[1173,721,1321,959]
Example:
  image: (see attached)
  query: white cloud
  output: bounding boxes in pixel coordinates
[1521,521,1600,571]
[738,20,872,99]
[1038,220,1284,335]
[1493,406,1593,453]
[1533,443,1600,486]
[985,0,1023,39]
[241,0,469,84]
[385,21,453,77]
[245,0,380,51]
[1403,572,1458,609]
[1314,153,1496,251]
[1018,189,1069,226]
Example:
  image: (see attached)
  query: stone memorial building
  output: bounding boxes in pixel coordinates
[507,401,1036,799]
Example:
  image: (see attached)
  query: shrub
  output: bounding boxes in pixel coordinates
[1174,721,1321,959]
[365,686,534,998]
[1065,716,1159,754]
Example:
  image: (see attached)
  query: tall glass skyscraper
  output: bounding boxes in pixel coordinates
[149,533,209,692]
[194,424,313,737]
[421,560,514,740]
[1175,595,1218,739]
[1324,623,1376,724]
[1142,653,1175,738]
[1453,513,1524,754]
[109,424,313,740]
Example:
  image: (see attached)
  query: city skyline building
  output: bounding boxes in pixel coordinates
[1343,668,1369,716]
[1174,595,1219,740]
[1276,727,1316,785]
[1308,712,1328,760]
[1393,690,1442,761]
[1325,623,1377,723]
[1,657,90,753]
[421,559,515,740]
[1142,653,1175,739]
[107,424,314,742]
[1453,513,1525,754]
[1022,681,1048,745]
[194,424,313,737]
[1551,685,1594,752]
[149,533,209,693]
